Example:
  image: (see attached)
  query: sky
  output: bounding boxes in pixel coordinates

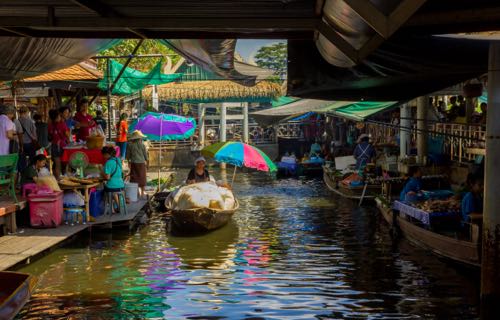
[235,39,286,64]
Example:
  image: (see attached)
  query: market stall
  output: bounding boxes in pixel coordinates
[61,146,120,165]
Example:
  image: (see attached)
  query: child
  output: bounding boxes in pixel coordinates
[461,175,483,222]
[100,146,125,213]
[400,166,423,202]
[21,154,48,185]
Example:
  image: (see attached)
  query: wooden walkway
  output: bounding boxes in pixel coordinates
[0,198,148,271]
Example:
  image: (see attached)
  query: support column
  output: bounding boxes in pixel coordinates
[152,85,159,111]
[481,41,500,319]
[242,102,249,143]
[416,96,428,165]
[400,103,411,158]
[198,104,205,146]
[220,103,227,168]
[465,97,475,124]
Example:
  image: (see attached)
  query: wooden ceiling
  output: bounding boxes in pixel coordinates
[0,0,497,39]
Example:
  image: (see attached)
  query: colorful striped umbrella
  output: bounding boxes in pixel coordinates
[201,141,277,173]
[130,112,196,141]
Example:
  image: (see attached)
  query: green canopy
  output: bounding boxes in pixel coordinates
[98,59,182,95]
[271,96,299,108]
[322,101,399,121]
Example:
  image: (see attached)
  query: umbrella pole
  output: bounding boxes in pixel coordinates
[158,113,163,191]
[231,165,237,187]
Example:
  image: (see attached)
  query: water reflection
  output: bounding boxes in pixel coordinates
[17,172,479,319]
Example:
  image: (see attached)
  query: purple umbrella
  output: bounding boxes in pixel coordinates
[131,112,196,141]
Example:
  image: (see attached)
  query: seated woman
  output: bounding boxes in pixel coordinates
[400,166,423,202]
[461,175,483,222]
[187,156,210,184]
[100,146,125,212]
[21,154,48,185]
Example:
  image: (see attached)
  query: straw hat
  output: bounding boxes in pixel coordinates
[357,133,370,143]
[129,130,146,140]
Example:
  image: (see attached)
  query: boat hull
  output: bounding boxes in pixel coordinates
[0,272,36,320]
[170,200,239,232]
[323,166,380,200]
[375,198,481,268]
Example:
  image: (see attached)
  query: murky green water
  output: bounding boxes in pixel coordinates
[17,170,479,319]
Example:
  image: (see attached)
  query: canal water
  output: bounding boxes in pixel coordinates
[17,170,479,319]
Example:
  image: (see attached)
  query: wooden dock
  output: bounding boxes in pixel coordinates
[0,198,148,271]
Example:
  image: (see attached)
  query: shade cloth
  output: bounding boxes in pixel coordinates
[99,60,182,95]
[323,101,399,122]
[61,147,120,165]
[0,38,119,81]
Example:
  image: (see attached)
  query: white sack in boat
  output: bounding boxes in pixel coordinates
[167,182,235,210]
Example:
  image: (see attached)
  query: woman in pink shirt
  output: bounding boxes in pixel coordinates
[73,98,95,141]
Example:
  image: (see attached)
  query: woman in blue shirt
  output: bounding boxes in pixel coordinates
[461,175,483,222]
[400,166,423,202]
[100,146,125,213]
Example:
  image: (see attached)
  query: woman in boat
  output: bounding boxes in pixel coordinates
[353,134,376,169]
[187,156,210,184]
[461,175,483,222]
[400,166,423,202]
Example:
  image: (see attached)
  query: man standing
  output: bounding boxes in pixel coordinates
[0,105,17,156]
[18,107,38,170]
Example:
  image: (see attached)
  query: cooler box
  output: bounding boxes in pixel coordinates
[89,189,105,217]
[28,191,63,228]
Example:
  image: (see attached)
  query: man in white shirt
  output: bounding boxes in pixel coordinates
[0,105,17,155]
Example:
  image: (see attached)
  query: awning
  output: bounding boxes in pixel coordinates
[322,101,399,121]
[251,99,400,125]
[271,96,299,108]
[251,99,342,126]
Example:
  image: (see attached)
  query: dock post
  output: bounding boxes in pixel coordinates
[416,96,428,165]
[243,102,249,143]
[482,41,500,319]
[198,103,205,147]
[399,103,411,159]
[220,103,227,169]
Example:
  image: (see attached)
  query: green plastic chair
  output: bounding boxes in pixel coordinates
[0,153,19,203]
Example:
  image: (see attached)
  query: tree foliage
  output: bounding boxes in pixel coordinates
[254,42,287,80]
[97,39,180,73]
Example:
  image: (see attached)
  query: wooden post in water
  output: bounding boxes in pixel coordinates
[242,102,249,144]
[400,103,411,159]
[416,96,428,165]
[481,41,500,319]
[220,103,227,169]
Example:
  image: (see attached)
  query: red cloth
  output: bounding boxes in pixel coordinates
[61,147,120,164]
[74,112,95,141]
[48,120,69,147]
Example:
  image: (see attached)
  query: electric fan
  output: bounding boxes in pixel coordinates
[69,151,89,178]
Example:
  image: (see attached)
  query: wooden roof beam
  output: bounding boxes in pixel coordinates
[388,0,427,35]
[0,27,33,37]
[317,19,359,65]
[0,16,319,30]
[343,0,389,38]
[68,0,122,18]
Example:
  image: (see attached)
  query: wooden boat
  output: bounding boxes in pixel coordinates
[169,199,239,232]
[0,272,36,320]
[375,198,481,268]
[323,166,381,200]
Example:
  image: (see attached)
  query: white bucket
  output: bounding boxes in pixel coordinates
[125,182,139,202]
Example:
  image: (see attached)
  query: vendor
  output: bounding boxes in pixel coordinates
[400,166,423,202]
[187,156,210,184]
[461,175,483,222]
[309,139,322,157]
[21,154,48,185]
[73,98,96,141]
[353,134,376,169]
[100,146,125,214]
[126,130,149,198]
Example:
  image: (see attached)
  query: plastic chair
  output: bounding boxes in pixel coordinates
[104,190,128,215]
[0,154,19,203]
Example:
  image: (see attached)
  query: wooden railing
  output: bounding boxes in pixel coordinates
[366,121,486,163]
